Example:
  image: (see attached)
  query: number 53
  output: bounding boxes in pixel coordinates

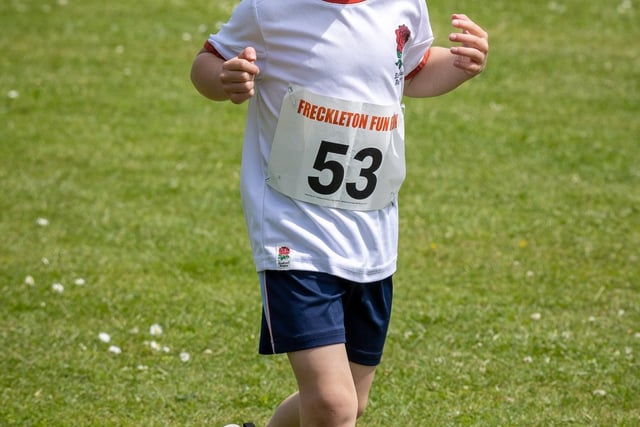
[308,140,383,200]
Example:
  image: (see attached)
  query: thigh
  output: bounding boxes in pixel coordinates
[288,344,354,393]
[350,361,378,413]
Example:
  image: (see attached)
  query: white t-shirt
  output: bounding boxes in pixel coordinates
[207,0,433,282]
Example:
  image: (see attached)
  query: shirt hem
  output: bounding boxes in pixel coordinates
[253,255,397,283]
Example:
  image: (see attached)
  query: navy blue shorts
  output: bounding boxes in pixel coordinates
[258,270,393,366]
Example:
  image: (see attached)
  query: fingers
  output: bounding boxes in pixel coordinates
[451,14,489,41]
[221,47,260,104]
[450,46,487,75]
[238,46,257,63]
[448,14,489,76]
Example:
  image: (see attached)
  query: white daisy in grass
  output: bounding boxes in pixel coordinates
[52,283,64,294]
[180,352,191,363]
[36,218,49,227]
[617,0,632,14]
[7,90,19,99]
[593,389,607,397]
[547,2,566,13]
[149,324,163,336]
[146,341,170,353]
[108,345,122,355]
[530,312,542,321]
[74,278,86,286]
[24,276,35,286]
[98,332,111,343]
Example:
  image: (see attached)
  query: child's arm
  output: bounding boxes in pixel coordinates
[191,46,260,104]
[404,14,489,98]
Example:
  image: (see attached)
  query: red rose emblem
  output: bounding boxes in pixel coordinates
[395,25,411,69]
[278,246,290,256]
[396,25,411,55]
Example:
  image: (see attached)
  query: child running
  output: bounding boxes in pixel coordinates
[191,1,488,425]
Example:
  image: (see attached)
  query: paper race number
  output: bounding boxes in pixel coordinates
[267,86,406,211]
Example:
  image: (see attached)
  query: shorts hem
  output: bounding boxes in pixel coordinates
[259,331,345,355]
[346,347,383,366]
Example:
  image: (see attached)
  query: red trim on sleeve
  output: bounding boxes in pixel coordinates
[405,48,431,80]
[203,41,225,60]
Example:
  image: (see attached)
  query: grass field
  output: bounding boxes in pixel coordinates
[1,0,638,425]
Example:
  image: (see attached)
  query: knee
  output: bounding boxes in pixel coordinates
[303,387,358,425]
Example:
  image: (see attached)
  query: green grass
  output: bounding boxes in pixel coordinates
[1,0,638,425]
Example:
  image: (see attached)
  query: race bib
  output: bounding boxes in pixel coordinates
[267,86,405,211]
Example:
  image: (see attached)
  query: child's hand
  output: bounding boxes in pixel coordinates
[220,47,260,104]
[449,14,489,77]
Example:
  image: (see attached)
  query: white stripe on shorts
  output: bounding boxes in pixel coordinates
[259,271,276,354]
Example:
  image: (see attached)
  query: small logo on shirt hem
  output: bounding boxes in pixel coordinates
[277,245,291,269]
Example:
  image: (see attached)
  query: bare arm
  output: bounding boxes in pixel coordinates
[190,46,260,104]
[404,14,489,98]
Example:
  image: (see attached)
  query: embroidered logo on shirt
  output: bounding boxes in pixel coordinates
[394,25,411,85]
[395,25,411,69]
[277,246,291,269]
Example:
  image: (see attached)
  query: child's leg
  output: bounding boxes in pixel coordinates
[265,392,299,427]
[258,271,390,426]
[267,345,378,427]
[349,361,377,418]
